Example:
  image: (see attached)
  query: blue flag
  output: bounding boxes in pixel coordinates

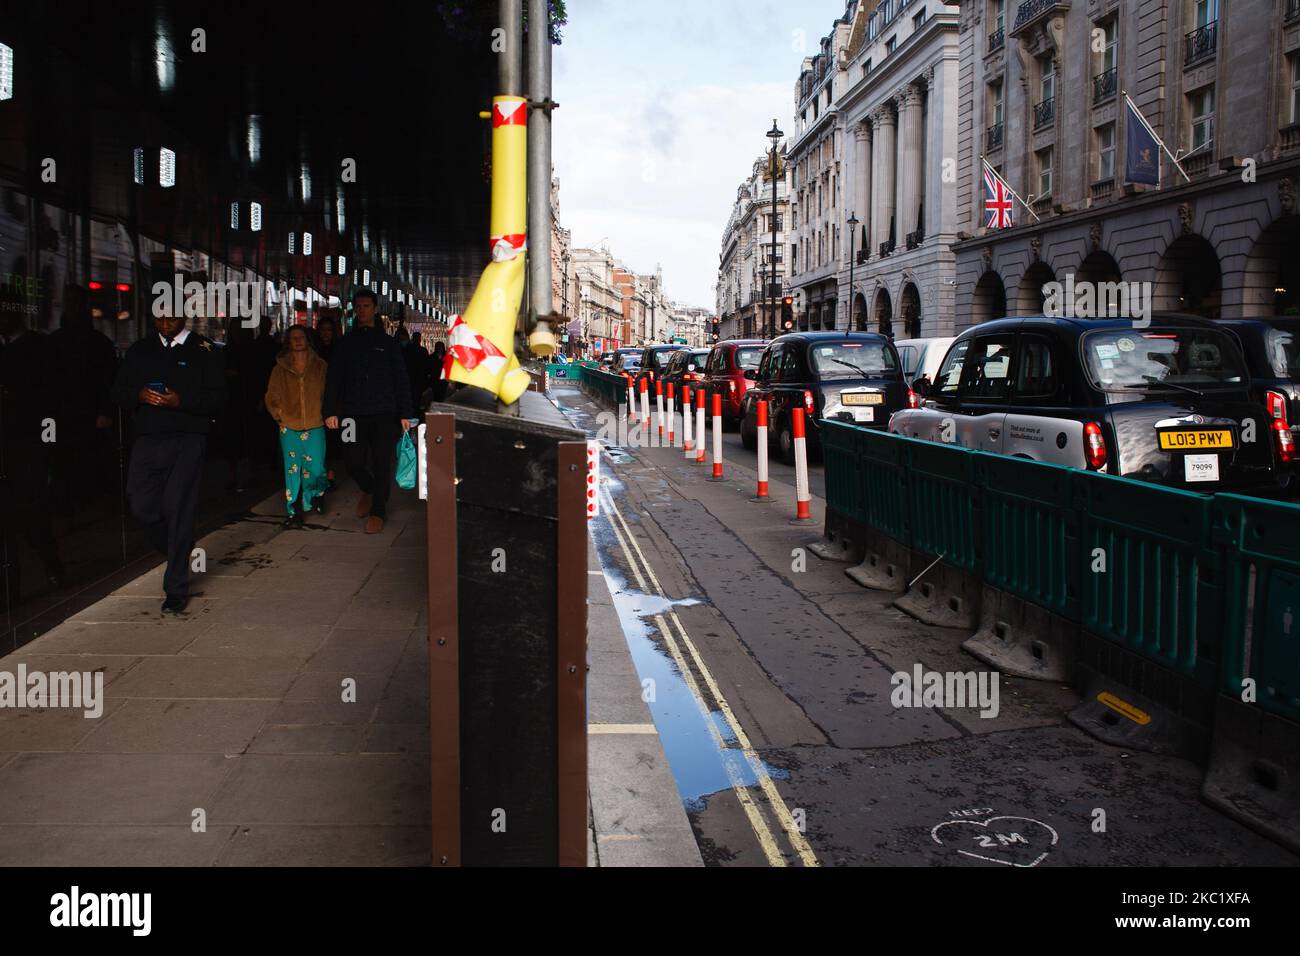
[1124,96,1160,186]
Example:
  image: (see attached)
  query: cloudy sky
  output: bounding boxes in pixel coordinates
[553,0,849,310]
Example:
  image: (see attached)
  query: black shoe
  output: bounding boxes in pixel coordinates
[161,594,189,614]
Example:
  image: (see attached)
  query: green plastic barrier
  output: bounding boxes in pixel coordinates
[1073,470,1218,683]
[974,452,1078,618]
[1215,494,1300,721]
[820,421,865,528]
[856,426,911,545]
[904,437,979,571]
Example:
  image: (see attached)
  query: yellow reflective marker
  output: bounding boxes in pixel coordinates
[1097,692,1151,725]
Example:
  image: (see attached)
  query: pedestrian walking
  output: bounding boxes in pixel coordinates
[403,330,431,410]
[322,289,416,534]
[110,305,225,613]
[430,340,449,403]
[265,325,329,528]
[314,315,339,364]
[0,283,65,605]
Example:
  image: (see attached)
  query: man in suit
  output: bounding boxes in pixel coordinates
[111,303,226,613]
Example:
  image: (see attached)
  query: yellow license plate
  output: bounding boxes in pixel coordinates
[841,392,883,406]
[1158,429,1234,451]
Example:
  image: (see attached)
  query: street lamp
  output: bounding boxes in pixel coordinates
[846,210,859,331]
[766,118,783,339]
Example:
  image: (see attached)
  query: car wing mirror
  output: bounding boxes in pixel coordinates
[911,376,930,397]
[743,369,758,381]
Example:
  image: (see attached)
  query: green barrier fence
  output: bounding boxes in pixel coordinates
[820,421,1300,716]
[1075,471,1217,682]
[975,452,1078,619]
[905,437,980,572]
[1216,494,1300,722]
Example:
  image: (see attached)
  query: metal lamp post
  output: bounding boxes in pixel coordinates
[766,119,783,340]
[846,211,859,331]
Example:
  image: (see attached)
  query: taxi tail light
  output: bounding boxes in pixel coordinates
[1273,418,1295,464]
[803,389,816,416]
[1083,421,1107,470]
[1266,390,1289,426]
[907,389,919,409]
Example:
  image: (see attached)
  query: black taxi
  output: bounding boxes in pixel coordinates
[1219,317,1300,492]
[739,331,908,464]
[891,314,1289,494]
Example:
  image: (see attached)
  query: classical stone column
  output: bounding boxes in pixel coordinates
[870,106,896,252]
[896,85,923,242]
[854,122,872,255]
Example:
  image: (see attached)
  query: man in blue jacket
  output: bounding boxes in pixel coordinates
[322,289,416,533]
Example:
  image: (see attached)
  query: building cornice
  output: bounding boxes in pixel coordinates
[840,18,960,115]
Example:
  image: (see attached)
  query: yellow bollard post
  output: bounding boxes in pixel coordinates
[444,95,532,405]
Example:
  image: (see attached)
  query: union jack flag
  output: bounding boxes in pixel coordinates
[983,160,1015,229]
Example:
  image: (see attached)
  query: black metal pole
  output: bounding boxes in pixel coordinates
[769,144,777,338]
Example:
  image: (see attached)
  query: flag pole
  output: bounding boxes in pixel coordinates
[1122,90,1191,184]
[980,155,1040,223]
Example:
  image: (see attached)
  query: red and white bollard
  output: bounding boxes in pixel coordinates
[627,376,637,424]
[666,383,676,446]
[695,389,706,464]
[639,377,650,436]
[655,381,665,444]
[792,408,812,521]
[708,392,725,481]
[682,386,694,456]
[751,399,770,501]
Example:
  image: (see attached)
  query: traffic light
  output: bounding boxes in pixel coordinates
[781,296,794,331]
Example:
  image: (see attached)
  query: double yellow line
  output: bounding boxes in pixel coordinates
[599,487,819,868]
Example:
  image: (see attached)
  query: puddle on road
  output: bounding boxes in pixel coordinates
[591,514,788,813]
[563,385,792,813]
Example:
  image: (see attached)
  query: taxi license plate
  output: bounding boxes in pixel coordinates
[841,392,883,406]
[1158,429,1233,451]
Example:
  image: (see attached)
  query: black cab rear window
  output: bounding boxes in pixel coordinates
[809,341,897,379]
[1082,328,1247,391]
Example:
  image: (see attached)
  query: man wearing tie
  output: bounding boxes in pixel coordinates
[111,303,226,613]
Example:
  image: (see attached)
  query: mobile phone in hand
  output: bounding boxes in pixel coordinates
[148,381,166,393]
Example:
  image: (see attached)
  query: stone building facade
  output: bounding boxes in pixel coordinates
[717,151,792,341]
[952,0,1300,327]
[785,0,962,338]
[837,0,962,336]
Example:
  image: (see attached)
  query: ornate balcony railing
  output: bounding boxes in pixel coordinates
[1182,151,1214,178]
[1185,21,1217,67]
[1093,68,1117,105]
[1090,179,1115,202]
[879,239,896,257]
[905,227,925,250]
[856,248,869,265]
[1281,124,1300,154]
[1012,0,1069,36]
[986,123,1004,150]
[1033,97,1055,129]
[988,28,1004,53]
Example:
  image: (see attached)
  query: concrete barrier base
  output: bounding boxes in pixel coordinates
[810,510,864,562]
[1201,695,1300,856]
[893,561,978,631]
[963,586,1075,682]
[1066,661,1210,762]
[845,544,906,592]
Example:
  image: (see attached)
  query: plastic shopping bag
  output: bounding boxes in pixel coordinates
[395,430,417,489]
